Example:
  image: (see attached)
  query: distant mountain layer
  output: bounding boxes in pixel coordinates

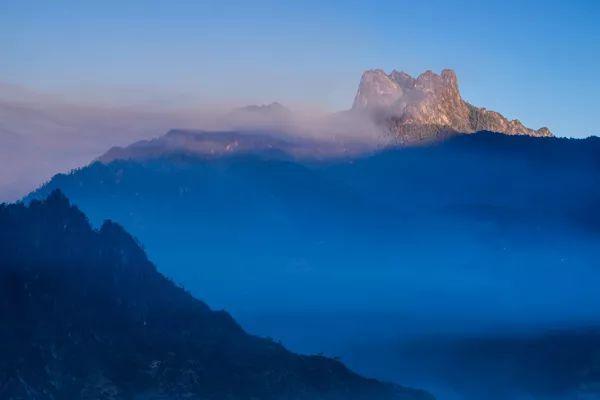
[0,191,431,400]
[352,69,552,143]
[98,129,369,164]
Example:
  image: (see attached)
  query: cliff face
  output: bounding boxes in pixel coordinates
[352,69,552,144]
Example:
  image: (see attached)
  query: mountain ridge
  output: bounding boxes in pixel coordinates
[97,129,374,164]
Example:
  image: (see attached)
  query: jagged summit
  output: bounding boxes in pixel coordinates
[352,68,552,143]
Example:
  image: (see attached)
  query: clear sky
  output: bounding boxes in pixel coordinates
[1,0,599,137]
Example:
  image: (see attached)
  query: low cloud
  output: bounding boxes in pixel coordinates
[0,83,385,201]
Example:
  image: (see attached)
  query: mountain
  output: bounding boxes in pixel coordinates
[352,69,552,144]
[0,190,431,400]
[98,129,371,164]
[98,130,305,163]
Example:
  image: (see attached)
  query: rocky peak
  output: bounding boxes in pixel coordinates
[441,69,458,87]
[352,69,404,110]
[352,68,552,144]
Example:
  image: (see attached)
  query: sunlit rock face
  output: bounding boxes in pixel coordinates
[352,68,552,144]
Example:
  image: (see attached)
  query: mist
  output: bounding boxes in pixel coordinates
[0,84,205,201]
[0,82,385,202]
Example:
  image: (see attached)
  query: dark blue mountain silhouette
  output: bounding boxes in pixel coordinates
[0,190,431,400]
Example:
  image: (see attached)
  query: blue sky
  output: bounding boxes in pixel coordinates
[1,0,600,137]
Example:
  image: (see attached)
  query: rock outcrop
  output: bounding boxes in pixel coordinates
[352,69,552,144]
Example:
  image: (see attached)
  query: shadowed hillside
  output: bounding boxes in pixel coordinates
[0,190,431,400]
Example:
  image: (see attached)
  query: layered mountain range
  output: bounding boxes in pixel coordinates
[27,132,600,399]
[352,69,552,143]
[0,190,430,400]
